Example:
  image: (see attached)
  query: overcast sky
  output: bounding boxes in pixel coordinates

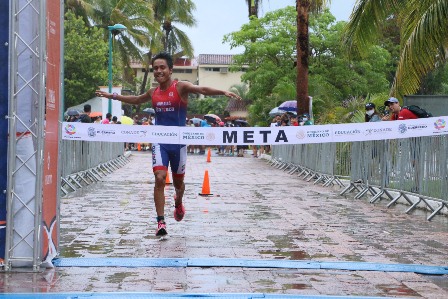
[179,0,357,56]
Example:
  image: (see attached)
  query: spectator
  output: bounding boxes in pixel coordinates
[111,116,118,124]
[101,112,112,124]
[290,115,299,126]
[383,97,417,120]
[365,103,381,122]
[301,113,313,125]
[79,104,92,123]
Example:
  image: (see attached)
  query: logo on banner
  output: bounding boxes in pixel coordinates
[398,123,407,134]
[121,130,148,137]
[334,129,361,136]
[206,132,216,141]
[365,127,393,136]
[307,129,330,138]
[88,127,96,137]
[296,130,306,139]
[151,131,178,137]
[64,124,76,135]
[95,129,116,136]
[434,119,446,130]
[182,132,205,140]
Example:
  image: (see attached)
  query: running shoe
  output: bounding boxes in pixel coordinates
[155,221,167,236]
[174,204,185,222]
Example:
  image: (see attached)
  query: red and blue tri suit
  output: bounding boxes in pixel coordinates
[151,81,187,177]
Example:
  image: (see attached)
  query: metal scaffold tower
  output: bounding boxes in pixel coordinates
[4,0,47,270]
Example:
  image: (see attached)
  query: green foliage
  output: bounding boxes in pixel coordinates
[419,63,448,95]
[343,0,448,98]
[224,7,392,125]
[187,97,229,116]
[64,11,108,108]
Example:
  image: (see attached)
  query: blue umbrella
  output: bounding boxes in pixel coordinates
[278,100,297,112]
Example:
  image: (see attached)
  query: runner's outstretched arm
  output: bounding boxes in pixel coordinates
[178,82,241,100]
[95,89,154,105]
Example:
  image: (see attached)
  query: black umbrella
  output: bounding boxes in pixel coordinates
[234,119,249,127]
[204,114,221,123]
[142,107,155,114]
[66,109,80,116]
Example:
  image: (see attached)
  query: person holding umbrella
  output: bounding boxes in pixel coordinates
[96,52,241,237]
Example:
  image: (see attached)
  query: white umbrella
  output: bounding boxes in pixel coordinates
[269,107,287,117]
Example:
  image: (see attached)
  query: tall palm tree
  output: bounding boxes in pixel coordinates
[343,0,448,98]
[153,0,196,54]
[87,0,158,66]
[296,0,330,115]
[138,0,196,96]
[246,0,261,18]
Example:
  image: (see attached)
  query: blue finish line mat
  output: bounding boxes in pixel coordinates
[52,257,448,275]
[0,292,401,299]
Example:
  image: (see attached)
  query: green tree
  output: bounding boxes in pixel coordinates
[225,7,391,125]
[343,0,448,98]
[64,11,108,108]
[188,97,228,116]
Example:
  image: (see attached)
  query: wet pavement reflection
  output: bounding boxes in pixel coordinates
[1,151,447,297]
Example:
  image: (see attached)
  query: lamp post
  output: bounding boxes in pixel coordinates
[108,24,127,114]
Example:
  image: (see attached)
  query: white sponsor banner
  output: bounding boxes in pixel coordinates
[62,117,448,145]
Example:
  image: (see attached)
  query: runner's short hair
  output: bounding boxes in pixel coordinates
[152,52,173,69]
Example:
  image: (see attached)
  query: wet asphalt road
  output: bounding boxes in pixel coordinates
[1,150,447,297]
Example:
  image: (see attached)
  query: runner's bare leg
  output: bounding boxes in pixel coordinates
[173,176,185,206]
[154,170,166,217]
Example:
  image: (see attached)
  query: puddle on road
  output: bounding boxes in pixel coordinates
[60,244,114,257]
[260,235,310,260]
[105,272,138,284]
[248,205,280,220]
[283,283,312,290]
[377,284,420,296]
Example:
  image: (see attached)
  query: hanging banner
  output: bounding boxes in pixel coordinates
[42,0,61,267]
[62,116,448,145]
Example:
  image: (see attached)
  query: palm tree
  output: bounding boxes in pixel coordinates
[296,0,330,115]
[227,83,250,115]
[86,0,158,66]
[343,0,448,98]
[138,0,196,96]
[246,0,261,18]
[154,0,196,55]
[65,0,94,25]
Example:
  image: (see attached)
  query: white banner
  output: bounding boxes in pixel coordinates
[61,117,448,145]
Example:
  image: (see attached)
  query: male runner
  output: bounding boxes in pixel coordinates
[96,52,241,236]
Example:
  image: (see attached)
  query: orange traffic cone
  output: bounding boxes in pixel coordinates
[206,147,212,163]
[165,170,172,185]
[199,170,213,196]
[137,143,141,151]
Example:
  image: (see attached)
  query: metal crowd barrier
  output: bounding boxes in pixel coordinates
[59,140,129,196]
[269,136,448,220]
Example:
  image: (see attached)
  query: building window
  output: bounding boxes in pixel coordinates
[173,69,193,73]
[204,67,221,72]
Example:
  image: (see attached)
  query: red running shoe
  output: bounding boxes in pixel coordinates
[174,204,185,222]
[155,221,167,236]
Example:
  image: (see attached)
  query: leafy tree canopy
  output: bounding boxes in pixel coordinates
[64,11,108,108]
[224,7,392,124]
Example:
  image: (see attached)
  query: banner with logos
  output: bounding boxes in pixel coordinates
[62,117,448,145]
[42,0,61,267]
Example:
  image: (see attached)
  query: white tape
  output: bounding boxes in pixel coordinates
[62,117,448,145]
